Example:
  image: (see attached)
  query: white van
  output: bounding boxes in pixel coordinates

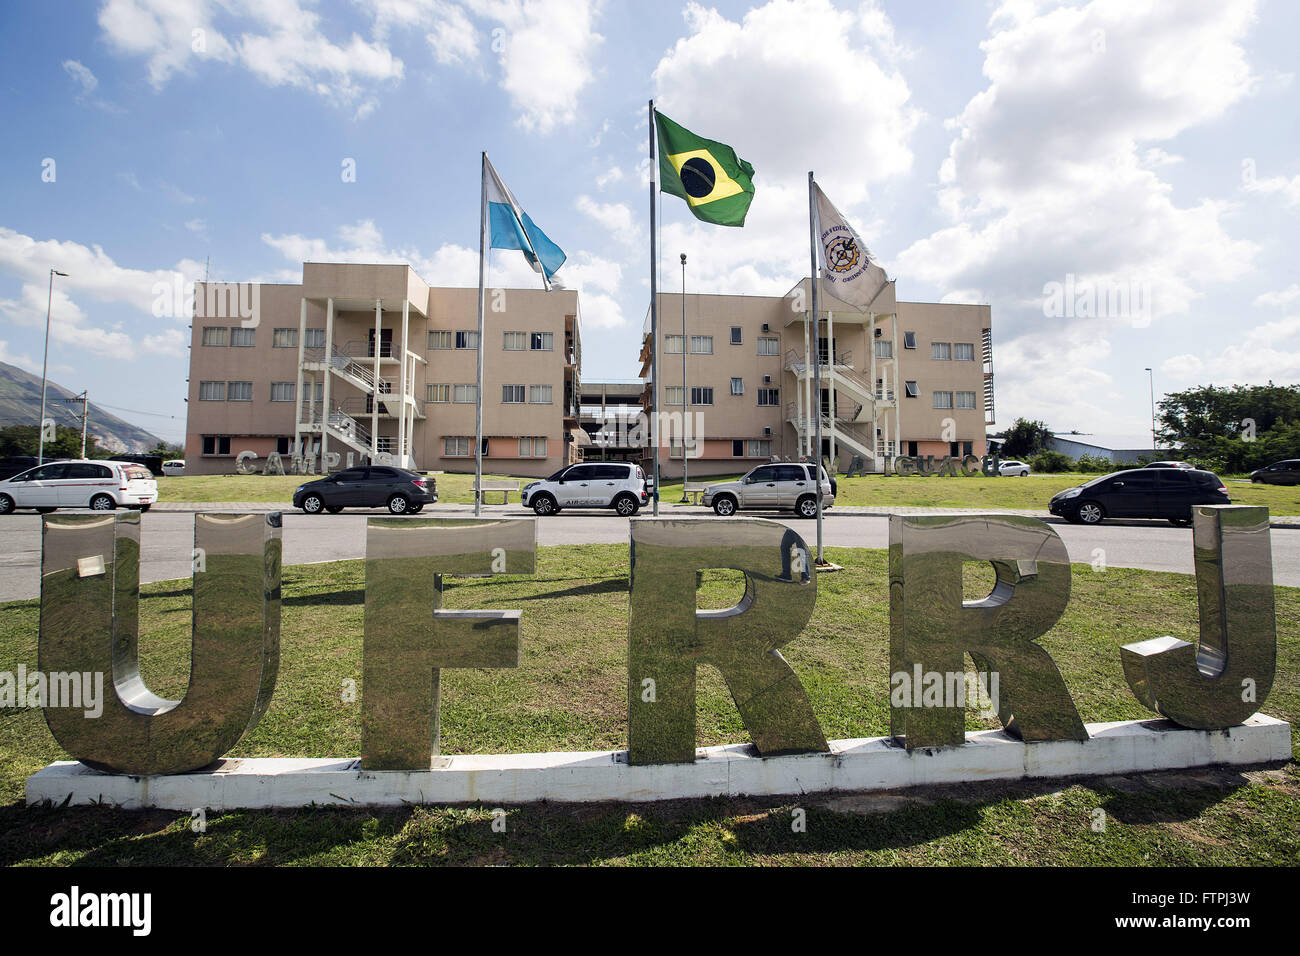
[162,459,185,476]
[0,459,158,515]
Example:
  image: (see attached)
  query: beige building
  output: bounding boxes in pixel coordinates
[185,262,582,477]
[639,279,993,478]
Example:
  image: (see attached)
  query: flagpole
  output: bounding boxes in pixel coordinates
[808,171,824,565]
[474,151,488,517]
[649,99,660,516]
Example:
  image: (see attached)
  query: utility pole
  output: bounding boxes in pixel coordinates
[61,392,89,457]
[38,269,68,464]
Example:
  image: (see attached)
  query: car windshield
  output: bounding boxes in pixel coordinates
[546,466,570,481]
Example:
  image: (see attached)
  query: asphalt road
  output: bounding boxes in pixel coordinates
[2,507,1298,601]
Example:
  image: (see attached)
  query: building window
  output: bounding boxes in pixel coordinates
[227,381,253,402]
[690,335,713,354]
[455,330,478,350]
[503,331,527,350]
[956,391,977,409]
[453,384,477,403]
[690,386,713,406]
[730,326,743,345]
[757,336,779,355]
[519,437,547,458]
[874,340,893,359]
[669,438,699,458]
[304,329,325,349]
[664,386,684,405]
[903,331,917,349]
[747,439,771,458]
[202,436,231,455]
[230,327,255,347]
[502,384,526,404]
[733,439,745,457]
[664,334,684,354]
[201,327,227,347]
[931,342,952,360]
[277,437,293,455]
[933,390,954,409]
[272,328,298,348]
[529,384,552,404]
[730,377,744,395]
[955,342,975,361]
[530,331,553,350]
[428,330,452,350]
[444,437,471,457]
[270,382,296,402]
[426,384,450,403]
[904,380,918,398]
[198,381,226,401]
[757,387,779,406]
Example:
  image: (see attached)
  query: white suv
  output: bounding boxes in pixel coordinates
[522,462,649,516]
[0,459,158,515]
[702,462,835,518]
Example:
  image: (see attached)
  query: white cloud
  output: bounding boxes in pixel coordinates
[894,0,1262,433]
[425,2,480,65]
[185,218,208,236]
[62,60,98,96]
[98,0,402,110]
[1246,171,1300,207]
[0,339,37,373]
[575,195,636,246]
[1255,284,1300,308]
[1162,315,1300,386]
[595,166,623,189]
[0,283,182,361]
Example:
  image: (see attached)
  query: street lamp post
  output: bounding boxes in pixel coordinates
[680,253,689,499]
[1145,367,1156,453]
[38,269,68,465]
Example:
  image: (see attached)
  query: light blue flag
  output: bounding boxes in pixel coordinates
[485,156,566,288]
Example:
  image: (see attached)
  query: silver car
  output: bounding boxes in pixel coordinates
[701,462,835,518]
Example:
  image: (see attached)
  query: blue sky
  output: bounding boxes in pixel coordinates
[0,0,1297,446]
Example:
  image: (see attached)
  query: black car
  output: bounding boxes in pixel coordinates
[0,456,41,481]
[292,466,437,514]
[1249,459,1300,485]
[1049,467,1230,526]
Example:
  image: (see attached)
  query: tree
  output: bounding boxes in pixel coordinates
[0,424,107,459]
[1156,383,1300,472]
[146,439,184,458]
[999,418,1054,458]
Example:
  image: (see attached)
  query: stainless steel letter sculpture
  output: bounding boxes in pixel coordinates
[361,517,536,770]
[628,518,827,765]
[1121,505,1276,729]
[889,514,1086,749]
[39,512,282,775]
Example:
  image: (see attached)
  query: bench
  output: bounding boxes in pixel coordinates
[476,480,520,504]
[681,482,710,505]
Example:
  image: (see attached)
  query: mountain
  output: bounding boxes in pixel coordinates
[0,360,164,453]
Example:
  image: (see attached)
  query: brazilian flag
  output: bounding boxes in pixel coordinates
[655,110,756,227]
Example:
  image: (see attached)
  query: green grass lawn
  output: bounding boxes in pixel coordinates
[1,544,1295,866]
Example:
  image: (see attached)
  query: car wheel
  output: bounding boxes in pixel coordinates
[138,504,151,513]
[325,505,344,514]
[0,494,13,516]
[1077,500,1105,525]
[387,494,411,515]
[531,493,557,516]
[1168,517,1191,527]
[796,495,819,519]
[712,495,737,517]
[613,493,639,517]
[301,494,324,514]
[89,494,115,512]
[1020,470,1029,477]
[1063,512,1084,524]
[409,503,425,514]
[36,507,56,514]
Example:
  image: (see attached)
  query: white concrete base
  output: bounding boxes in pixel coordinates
[26,715,1292,810]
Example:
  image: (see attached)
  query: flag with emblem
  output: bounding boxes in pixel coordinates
[655,110,756,227]
[484,154,566,289]
[813,182,888,310]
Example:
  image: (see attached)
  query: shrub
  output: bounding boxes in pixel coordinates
[1029,450,1075,473]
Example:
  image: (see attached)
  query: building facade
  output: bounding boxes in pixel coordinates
[185,262,582,477]
[639,279,993,478]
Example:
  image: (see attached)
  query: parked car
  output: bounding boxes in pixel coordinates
[1048,467,1230,526]
[292,466,437,514]
[999,460,1031,476]
[1143,460,1194,470]
[0,456,41,481]
[1249,459,1300,485]
[162,459,185,477]
[521,462,649,516]
[702,462,835,518]
[0,459,158,515]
